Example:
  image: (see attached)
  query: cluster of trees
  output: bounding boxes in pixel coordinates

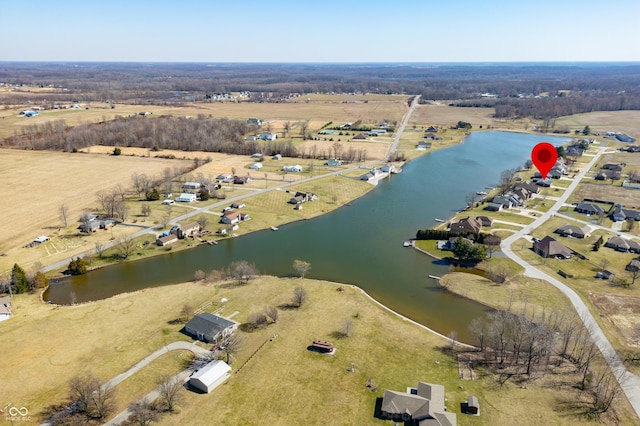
[468,308,623,415]
[66,257,87,275]
[0,264,49,294]
[452,238,486,264]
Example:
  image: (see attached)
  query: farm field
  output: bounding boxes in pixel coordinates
[409,103,536,131]
[0,149,192,271]
[556,110,640,137]
[2,277,635,425]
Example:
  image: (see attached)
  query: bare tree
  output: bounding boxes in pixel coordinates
[181,304,194,321]
[292,286,307,308]
[265,305,278,323]
[589,367,624,415]
[128,399,159,426]
[116,237,136,261]
[497,168,518,195]
[222,333,243,364]
[68,374,115,419]
[115,201,130,222]
[195,215,209,230]
[95,240,106,258]
[193,270,206,281]
[283,121,291,137]
[484,234,502,259]
[157,375,183,412]
[59,204,70,227]
[227,260,257,285]
[300,121,309,139]
[465,192,478,209]
[246,311,268,329]
[293,259,311,278]
[342,319,353,337]
[132,173,151,199]
[141,205,152,218]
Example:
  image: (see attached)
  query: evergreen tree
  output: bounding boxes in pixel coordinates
[11,264,29,294]
[582,125,591,136]
[145,188,160,201]
[68,257,87,275]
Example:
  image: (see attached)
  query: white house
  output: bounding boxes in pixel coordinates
[283,165,303,172]
[176,193,197,203]
[217,173,233,183]
[258,132,277,141]
[0,296,12,322]
[250,162,263,169]
[272,154,282,160]
[189,360,232,393]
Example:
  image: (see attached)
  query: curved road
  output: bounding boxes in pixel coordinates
[501,147,640,418]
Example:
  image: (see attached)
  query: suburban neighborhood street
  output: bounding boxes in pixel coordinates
[501,146,640,418]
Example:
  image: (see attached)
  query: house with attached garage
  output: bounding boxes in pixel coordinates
[156,234,178,246]
[604,236,640,253]
[184,312,237,343]
[450,217,482,233]
[574,201,606,216]
[555,224,592,239]
[380,381,456,425]
[532,236,573,259]
[610,204,640,222]
[220,211,250,225]
[176,193,197,203]
[177,222,200,239]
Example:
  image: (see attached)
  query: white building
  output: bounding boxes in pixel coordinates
[183,182,201,191]
[258,132,277,141]
[250,162,263,169]
[189,360,232,393]
[283,165,303,172]
[0,296,12,322]
[176,193,197,202]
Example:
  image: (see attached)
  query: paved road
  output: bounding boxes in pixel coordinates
[103,341,209,426]
[385,95,420,161]
[501,147,640,419]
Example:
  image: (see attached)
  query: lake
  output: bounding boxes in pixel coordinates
[45,131,570,342]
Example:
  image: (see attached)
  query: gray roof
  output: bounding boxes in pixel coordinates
[185,313,235,339]
[381,382,455,425]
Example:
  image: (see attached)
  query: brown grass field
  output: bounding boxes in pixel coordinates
[1,277,635,425]
[409,103,536,131]
[0,149,192,268]
[556,111,640,137]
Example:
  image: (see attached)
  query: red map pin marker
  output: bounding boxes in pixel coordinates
[531,142,558,179]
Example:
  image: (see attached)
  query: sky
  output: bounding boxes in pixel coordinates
[1,0,639,62]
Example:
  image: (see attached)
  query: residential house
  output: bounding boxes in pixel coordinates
[100,219,116,230]
[626,259,640,272]
[450,217,482,233]
[178,222,200,239]
[440,236,475,251]
[512,187,532,202]
[324,159,342,167]
[250,153,263,158]
[380,163,396,173]
[424,133,438,140]
[616,134,636,143]
[246,118,263,125]
[156,234,178,246]
[233,176,251,185]
[220,211,250,225]
[360,168,384,182]
[380,382,456,425]
[217,173,234,183]
[514,182,540,195]
[176,193,197,203]
[0,296,12,322]
[258,132,277,141]
[416,141,431,150]
[575,201,606,216]
[566,145,585,157]
[352,133,368,140]
[532,236,573,259]
[484,202,504,212]
[611,204,640,222]
[189,360,232,393]
[555,224,591,238]
[596,170,621,180]
[426,126,439,132]
[231,202,246,209]
[534,178,552,187]
[476,216,494,227]
[602,163,624,172]
[249,162,263,170]
[491,195,514,209]
[604,236,640,253]
[596,270,615,280]
[272,154,282,160]
[283,165,303,172]
[371,128,387,135]
[288,192,318,205]
[80,220,101,233]
[184,312,237,343]
[182,182,201,191]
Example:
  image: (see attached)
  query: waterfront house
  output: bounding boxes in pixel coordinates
[450,217,482,233]
[220,211,250,225]
[156,234,178,246]
[484,202,503,212]
[184,312,237,343]
[380,382,456,425]
[178,222,200,239]
[416,141,431,150]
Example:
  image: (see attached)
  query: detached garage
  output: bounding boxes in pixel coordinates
[189,360,232,393]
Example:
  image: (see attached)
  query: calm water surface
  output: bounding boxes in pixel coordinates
[45,132,570,341]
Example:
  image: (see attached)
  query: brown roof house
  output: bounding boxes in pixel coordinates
[475,216,494,227]
[178,222,200,239]
[380,381,456,426]
[450,217,482,233]
[555,224,591,239]
[604,236,640,253]
[532,236,573,259]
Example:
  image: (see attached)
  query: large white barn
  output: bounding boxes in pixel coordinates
[189,360,232,393]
